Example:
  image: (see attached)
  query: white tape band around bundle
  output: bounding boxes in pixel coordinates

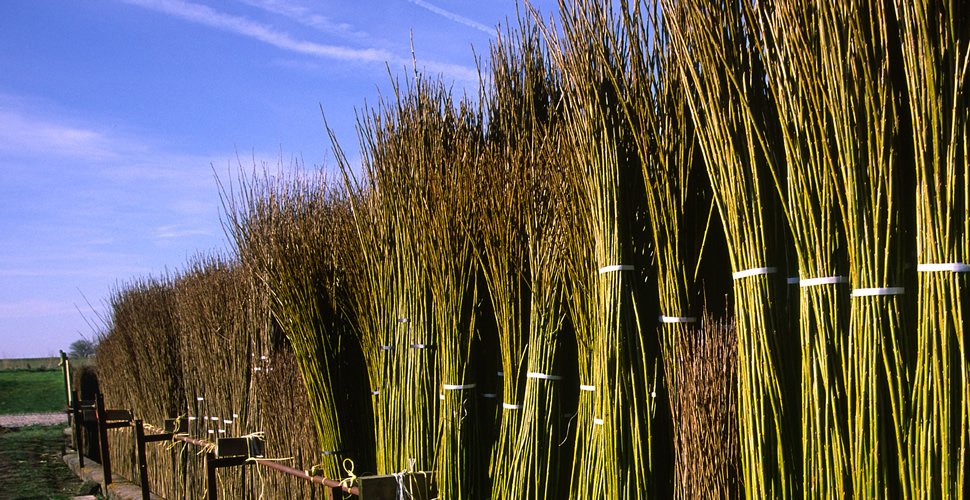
[579,385,596,392]
[379,345,394,351]
[732,266,777,280]
[800,276,848,288]
[223,419,233,424]
[786,277,800,284]
[917,263,970,272]
[659,315,697,324]
[598,264,634,274]
[410,343,432,349]
[593,418,605,425]
[371,390,380,396]
[851,287,905,297]
[527,372,562,381]
[482,393,497,398]
[196,397,204,401]
[443,383,477,390]
[502,403,521,410]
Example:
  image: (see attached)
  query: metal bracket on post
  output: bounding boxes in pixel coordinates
[205,452,249,500]
[93,393,133,488]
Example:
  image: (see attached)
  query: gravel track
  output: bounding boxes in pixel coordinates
[0,412,67,427]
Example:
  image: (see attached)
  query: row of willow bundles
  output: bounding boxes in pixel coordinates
[94,260,326,499]
[93,0,967,497]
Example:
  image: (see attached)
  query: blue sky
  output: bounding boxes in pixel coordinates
[0,0,556,358]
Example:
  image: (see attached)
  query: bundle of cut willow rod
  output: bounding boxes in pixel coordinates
[670,310,739,495]
[894,0,968,497]
[604,1,717,495]
[225,170,372,480]
[749,2,852,497]
[332,137,399,475]
[175,256,264,499]
[815,1,913,496]
[661,0,797,497]
[547,1,656,496]
[479,12,572,499]
[408,78,484,499]
[336,78,444,477]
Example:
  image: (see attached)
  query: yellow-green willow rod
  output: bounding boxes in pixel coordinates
[661,0,796,497]
[750,2,851,497]
[607,2,712,494]
[818,1,912,496]
[894,0,969,497]
[547,1,656,496]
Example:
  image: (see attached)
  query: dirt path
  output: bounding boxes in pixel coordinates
[0,412,67,427]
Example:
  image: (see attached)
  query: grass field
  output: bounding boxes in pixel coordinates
[0,370,68,415]
[0,425,84,499]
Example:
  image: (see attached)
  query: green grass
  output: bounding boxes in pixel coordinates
[0,371,67,415]
[0,425,84,499]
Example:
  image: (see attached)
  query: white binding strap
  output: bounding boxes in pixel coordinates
[482,393,497,398]
[496,371,504,377]
[379,345,394,351]
[918,263,970,272]
[527,372,562,381]
[786,277,800,285]
[371,390,380,396]
[502,403,521,410]
[659,315,697,324]
[800,276,849,287]
[196,397,204,401]
[593,418,605,425]
[732,266,777,280]
[598,264,634,274]
[579,385,596,392]
[443,383,477,390]
[223,419,233,425]
[410,343,432,349]
[439,394,445,400]
[851,287,905,297]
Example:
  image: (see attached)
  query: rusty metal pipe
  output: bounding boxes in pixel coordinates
[252,458,359,495]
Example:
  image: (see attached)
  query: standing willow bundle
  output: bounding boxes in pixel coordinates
[661,0,796,497]
[333,140,399,475]
[225,171,371,480]
[175,257,262,499]
[481,14,571,499]
[751,2,851,496]
[369,74,487,499]
[607,2,711,495]
[817,2,913,496]
[95,275,184,498]
[670,311,739,496]
[894,1,969,497]
[547,1,655,496]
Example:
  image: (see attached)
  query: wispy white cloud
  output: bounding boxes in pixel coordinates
[238,0,373,43]
[122,0,479,84]
[0,108,123,161]
[124,0,391,61]
[407,0,495,36]
[154,224,214,240]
